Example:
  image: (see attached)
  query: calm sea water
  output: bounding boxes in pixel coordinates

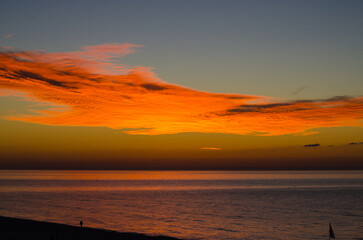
[0,170,362,240]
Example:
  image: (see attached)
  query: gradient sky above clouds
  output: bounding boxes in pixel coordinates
[0,0,362,169]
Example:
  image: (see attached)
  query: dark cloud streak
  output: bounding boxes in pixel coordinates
[13,70,76,89]
[141,83,167,91]
[304,143,320,147]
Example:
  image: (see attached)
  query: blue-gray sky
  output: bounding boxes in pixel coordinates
[1,0,362,99]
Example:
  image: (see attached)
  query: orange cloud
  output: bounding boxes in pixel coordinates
[0,44,362,135]
[201,147,222,150]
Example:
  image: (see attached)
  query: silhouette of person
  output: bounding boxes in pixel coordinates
[80,220,83,227]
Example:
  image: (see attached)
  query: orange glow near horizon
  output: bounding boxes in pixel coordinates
[0,44,362,136]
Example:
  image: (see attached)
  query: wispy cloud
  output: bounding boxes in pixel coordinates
[0,44,362,135]
[200,147,222,150]
[4,34,13,39]
[292,86,307,95]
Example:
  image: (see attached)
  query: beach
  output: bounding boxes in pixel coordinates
[0,216,183,240]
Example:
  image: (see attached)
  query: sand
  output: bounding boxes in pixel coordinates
[0,216,184,240]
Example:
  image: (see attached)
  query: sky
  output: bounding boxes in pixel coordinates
[0,0,362,169]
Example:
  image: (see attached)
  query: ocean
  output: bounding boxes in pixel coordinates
[0,170,362,240]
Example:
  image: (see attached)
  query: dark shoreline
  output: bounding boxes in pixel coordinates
[0,216,184,240]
